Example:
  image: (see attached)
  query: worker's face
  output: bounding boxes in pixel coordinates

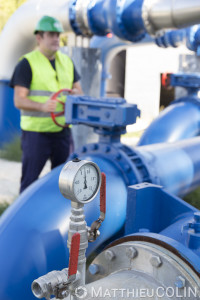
[37,32,60,56]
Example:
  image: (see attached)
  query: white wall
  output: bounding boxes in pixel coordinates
[124,44,192,133]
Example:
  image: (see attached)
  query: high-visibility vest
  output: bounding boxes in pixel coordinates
[20,50,74,132]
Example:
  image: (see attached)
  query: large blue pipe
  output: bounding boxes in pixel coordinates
[1,136,200,300]
[0,157,127,300]
[136,137,200,196]
[138,98,200,146]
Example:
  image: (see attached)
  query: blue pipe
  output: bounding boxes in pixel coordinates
[154,25,200,55]
[0,157,127,300]
[138,97,200,146]
[135,137,200,196]
[1,136,200,300]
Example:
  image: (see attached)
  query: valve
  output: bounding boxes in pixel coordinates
[50,88,72,128]
[31,233,80,300]
[87,172,106,242]
[32,159,106,299]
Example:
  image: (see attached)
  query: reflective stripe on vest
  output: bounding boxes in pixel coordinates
[21,111,63,117]
[20,50,73,132]
[28,90,70,97]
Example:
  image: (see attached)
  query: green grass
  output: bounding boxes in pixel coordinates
[0,202,9,216]
[0,137,22,162]
[183,187,200,210]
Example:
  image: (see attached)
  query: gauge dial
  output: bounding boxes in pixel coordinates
[73,163,99,202]
[59,159,101,204]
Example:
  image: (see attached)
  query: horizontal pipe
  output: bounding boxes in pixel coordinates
[144,0,200,35]
[2,0,200,79]
[135,137,200,196]
[138,99,200,146]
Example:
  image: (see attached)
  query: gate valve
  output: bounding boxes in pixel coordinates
[31,232,81,300]
[87,172,106,242]
[50,88,72,128]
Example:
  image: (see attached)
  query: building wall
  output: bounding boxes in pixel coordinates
[124,44,192,133]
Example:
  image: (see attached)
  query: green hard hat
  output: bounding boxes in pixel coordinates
[34,15,64,34]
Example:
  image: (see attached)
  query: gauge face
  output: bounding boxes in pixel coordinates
[73,163,99,202]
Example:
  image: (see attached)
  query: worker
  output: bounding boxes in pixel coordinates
[10,15,83,193]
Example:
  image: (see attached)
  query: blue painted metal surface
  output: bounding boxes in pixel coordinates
[0,157,127,300]
[65,95,140,136]
[69,0,146,42]
[170,73,200,96]
[125,183,200,272]
[0,80,20,146]
[1,95,200,300]
[138,73,200,146]
[154,25,200,55]
[138,99,200,145]
[155,28,186,48]
[104,0,146,42]
[136,137,200,196]
[186,25,200,55]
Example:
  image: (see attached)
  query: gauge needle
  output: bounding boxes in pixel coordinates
[83,167,87,189]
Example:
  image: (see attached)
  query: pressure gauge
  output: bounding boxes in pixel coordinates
[59,158,102,204]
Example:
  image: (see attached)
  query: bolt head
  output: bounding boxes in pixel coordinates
[175,276,185,289]
[60,290,69,298]
[126,247,137,259]
[150,255,162,268]
[115,154,121,160]
[89,264,100,275]
[105,146,111,153]
[81,146,87,153]
[92,144,98,150]
[105,250,115,261]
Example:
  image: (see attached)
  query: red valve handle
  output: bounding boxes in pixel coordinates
[161,73,171,88]
[50,88,72,128]
[68,232,80,279]
[100,172,106,220]
[89,172,106,242]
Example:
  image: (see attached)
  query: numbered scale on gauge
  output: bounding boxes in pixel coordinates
[59,158,102,204]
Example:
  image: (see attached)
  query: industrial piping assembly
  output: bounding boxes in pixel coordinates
[31,159,200,300]
[1,1,200,300]
[1,96,200,300]
[1,0,200,144]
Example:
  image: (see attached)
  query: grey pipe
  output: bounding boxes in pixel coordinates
[143,0,200,35]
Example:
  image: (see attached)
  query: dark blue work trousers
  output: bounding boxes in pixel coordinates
[20,128,72,193]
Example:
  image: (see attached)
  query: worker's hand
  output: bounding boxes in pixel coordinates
[68,88,80,95]
[42,99,57,112]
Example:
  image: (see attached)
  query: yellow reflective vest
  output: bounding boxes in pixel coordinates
[20,50,74,132]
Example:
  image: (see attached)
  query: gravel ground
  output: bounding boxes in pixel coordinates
[0,159,50,204]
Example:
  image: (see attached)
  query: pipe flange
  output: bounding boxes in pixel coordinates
[116,0,146,42]
[70,142,151,186]
[75,0,93,37]
[87,241,200,298]
[142,0,157,36]
[69,0,82,35]
[69,0,92,36]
